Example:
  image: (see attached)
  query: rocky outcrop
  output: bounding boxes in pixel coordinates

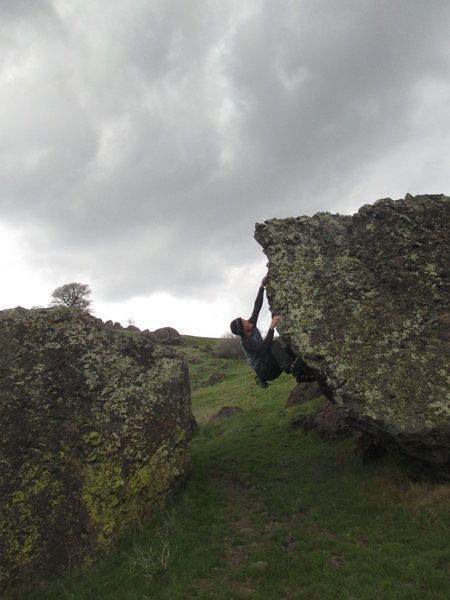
[209,406,243,424]
[0,307,194,590]
[255,194,450,480]
[148,327,181,346]
[291,400,352,441]
[286,381,323,407]
[104,321,181,346]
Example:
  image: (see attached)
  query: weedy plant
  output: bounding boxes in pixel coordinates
[126,538,170,583]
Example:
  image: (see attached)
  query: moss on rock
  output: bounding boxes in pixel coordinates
[255,194,450,481]
[0,307,194,590]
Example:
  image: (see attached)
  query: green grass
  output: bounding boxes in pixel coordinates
[6,336,450,599]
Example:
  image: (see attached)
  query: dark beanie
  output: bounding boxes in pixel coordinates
[230,317,244,336]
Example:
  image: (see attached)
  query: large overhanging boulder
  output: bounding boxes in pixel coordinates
[255,194,450,481]
[0,307,194,590]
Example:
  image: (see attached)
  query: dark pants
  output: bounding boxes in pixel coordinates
[257,340,291,381]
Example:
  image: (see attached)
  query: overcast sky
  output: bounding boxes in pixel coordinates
[1,0,449,336]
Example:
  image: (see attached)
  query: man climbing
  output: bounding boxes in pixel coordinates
[230,277,309,389]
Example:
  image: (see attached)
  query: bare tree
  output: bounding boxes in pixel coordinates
[50,282,92,312]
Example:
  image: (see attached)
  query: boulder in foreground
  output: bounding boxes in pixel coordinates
[256,194,450,481]
[0,307,193,590]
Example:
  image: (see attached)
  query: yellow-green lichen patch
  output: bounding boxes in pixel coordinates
[0,306,194,591]
[81,462,125,547]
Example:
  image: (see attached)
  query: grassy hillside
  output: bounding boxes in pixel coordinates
[7,335,450,599]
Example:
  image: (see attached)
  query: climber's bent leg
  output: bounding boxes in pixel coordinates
[270,340,292,373]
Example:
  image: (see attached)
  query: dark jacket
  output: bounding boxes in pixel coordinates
[240,286,274,370]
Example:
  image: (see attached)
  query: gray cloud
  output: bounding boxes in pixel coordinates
[1,0,450,307]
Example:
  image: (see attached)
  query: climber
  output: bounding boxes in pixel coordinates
[230,277,296,389]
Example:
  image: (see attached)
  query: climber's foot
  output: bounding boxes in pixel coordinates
[255,374,269,389]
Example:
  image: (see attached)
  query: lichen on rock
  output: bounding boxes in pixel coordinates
[255,194,450,481]
[0,307,194,590]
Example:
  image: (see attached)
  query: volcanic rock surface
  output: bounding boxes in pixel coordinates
[255,194,450,480]
[0,307,193,589]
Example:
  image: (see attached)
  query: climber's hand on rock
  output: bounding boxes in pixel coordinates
[270,316,280,330]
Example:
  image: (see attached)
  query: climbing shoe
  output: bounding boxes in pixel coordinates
[255,374,269,389]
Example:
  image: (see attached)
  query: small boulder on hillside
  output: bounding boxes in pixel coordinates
[291,400,352,440]
[149,326,181,345]
[209,406,243,423]
[209,373,226,386]
[286,381,323,407]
